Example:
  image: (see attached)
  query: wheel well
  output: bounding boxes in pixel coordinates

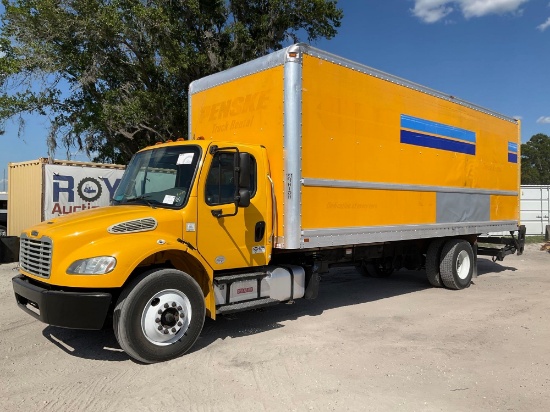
[126,250,211,299]
[422,235,477,253]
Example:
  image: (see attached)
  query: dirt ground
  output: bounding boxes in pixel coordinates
[1,243,549,411]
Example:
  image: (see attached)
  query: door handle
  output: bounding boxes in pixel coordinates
[255,221,266,242]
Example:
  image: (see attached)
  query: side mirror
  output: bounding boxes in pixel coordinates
[238,153,251,188]
[238,188,251,208]
[210,149,252,218]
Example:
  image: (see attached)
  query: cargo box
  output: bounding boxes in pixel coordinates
[189,44,520,249]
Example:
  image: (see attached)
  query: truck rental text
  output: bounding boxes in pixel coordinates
[12,44,525,363]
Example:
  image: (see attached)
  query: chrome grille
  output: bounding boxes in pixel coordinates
[108,217,157,234]
[19,234,53,278]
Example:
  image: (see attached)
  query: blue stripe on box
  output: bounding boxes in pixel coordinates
[401,114,476,143]
[508,142,518,153]
[508,153,517,163]
[400,130,476,155]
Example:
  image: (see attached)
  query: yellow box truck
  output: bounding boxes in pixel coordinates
[12,44,525,363]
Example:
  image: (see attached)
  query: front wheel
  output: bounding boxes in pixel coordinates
[114,268,205,363]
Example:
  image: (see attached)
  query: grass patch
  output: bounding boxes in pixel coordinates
[524,235,546,244]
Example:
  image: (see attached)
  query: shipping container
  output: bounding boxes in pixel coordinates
[520,185,550,236]
[8,158,125,235]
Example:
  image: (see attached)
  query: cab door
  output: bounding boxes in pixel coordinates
[197,145,271,270]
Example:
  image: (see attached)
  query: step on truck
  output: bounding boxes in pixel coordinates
[12,44,525,363]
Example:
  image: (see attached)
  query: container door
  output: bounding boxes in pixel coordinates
[197,146,270,270]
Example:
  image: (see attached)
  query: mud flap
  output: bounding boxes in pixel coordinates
[304,266,320,300]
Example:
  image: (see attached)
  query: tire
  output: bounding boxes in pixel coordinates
[439,239,474,290]
[0,225,6,237]
[358,260,393,278]
[114,268,205,363]
[425,238,446,287]
[357,260,369,277]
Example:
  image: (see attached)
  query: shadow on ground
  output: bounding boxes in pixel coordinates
[477,257,518,275]
[40,257,517,362]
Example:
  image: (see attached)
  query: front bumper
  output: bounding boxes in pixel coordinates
[12,275,112,330]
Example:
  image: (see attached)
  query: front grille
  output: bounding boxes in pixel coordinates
[19,234,53,278]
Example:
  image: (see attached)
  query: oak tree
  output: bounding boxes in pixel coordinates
[0,0,342,163]
[521,133,550,185]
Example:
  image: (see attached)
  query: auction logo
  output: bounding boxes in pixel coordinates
[77,177,103,202]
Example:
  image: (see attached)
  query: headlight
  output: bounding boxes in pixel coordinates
[67,257,117,275]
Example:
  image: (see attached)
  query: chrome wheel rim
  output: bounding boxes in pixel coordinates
[141,289,192,346]
[456,250,471,280]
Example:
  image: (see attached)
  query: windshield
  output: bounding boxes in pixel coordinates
[113,145,201,208]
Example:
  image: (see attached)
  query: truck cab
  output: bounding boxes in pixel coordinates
[13,139,283,363]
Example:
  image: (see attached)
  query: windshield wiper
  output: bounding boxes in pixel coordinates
[123,195,157,208]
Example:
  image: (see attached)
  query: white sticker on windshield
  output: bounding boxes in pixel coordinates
[163,195,176,204]
[177,153,194,165]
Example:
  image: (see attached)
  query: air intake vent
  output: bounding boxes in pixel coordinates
[108,218,157,234]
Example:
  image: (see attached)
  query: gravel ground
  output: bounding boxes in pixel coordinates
[1,243,549,411]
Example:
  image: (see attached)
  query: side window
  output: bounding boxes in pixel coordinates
[205,152,256,205]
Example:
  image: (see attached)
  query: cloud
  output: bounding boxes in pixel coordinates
[537,17,550,31]
[412,0,530,23]
[537,116,550,124]
[513,115,523,120]
[412,1,454,23]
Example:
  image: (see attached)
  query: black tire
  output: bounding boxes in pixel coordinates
[358,260,393,278]
[357,260,369,277]
[114,268,205,363]
[425,238,446,287]
[0,225,6,237]
[439,239,474,290]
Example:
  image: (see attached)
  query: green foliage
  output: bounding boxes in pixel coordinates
[521,133,550,185]
[0,0,342,163]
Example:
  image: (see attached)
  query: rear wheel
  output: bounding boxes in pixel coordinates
[425,239,446,287]
[114,268,205,363]
[439,239,474,290]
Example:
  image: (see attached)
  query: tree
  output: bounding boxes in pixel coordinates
[521,133,550,185]
[0,0,342,163]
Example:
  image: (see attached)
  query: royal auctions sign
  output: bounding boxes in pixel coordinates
[44,164,125,220]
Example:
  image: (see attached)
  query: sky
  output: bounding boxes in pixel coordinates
[1,0,550,191]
